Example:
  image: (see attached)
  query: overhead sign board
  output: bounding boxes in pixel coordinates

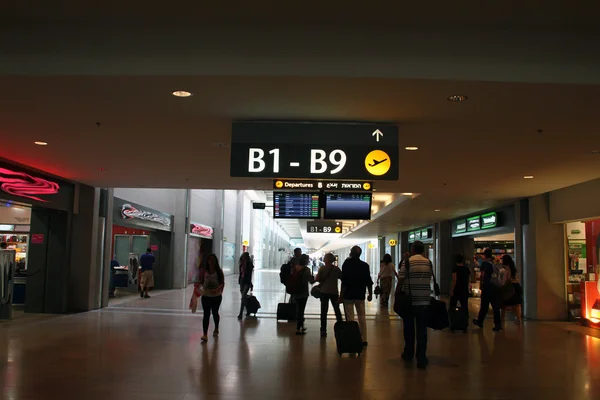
[306,221,342,234]
[273,179,372,191]
[190,223,214,239]
[252,202,266,210]
[467,216,481,232]
[452,211,501,237]
[408,227,432,242]
[230,121,398,180]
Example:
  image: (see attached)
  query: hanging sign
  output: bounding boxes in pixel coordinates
[274,179,372,191]
[190,223,214,239]
[389,239,397,247]
[307,221,342,233]
[230,121,399,181]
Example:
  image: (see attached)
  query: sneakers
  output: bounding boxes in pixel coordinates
[201,335,208,342]
[237,314,243,321]
[213,330,219,338]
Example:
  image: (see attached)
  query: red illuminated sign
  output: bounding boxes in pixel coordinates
[190,223,213,239]
[0,167,60,202]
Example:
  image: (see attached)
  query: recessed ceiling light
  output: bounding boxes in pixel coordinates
[402,193,413,196]
[447,94,468,102]
[524,176,534,179]
[405,146,419,151]
[434,209,441,212]
[34,141,48,146]
[172,90,192,97]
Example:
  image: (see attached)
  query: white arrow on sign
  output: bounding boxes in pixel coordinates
[372,129,384,142]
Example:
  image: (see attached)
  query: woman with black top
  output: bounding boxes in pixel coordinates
[199,254,225,342]
[292,254,315,335]
[500,255,523,326]
[237,252,254,320]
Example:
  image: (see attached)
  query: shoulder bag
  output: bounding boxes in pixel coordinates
[393,259,412,319]
[311,267,334,299]
[428,262,450,330]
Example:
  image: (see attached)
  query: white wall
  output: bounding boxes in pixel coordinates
[113,188,181,215]
[223,190,238,243]
[189,189,217,227]
[242,194,252,245]
[550,178,600,223]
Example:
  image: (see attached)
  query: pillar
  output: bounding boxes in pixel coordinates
[171,189,189,289]
[523,194,567,320]
[437,220,453,296]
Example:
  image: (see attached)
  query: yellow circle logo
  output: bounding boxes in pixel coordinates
[275,180,283,188]
[335,227,341,233]
[363,182,371,191]
[364,150,391,176]
[389,239,397,247]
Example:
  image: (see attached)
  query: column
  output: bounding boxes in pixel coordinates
[523,194,567,320]
[171,189,189,289]
[437,221,453,296]
[100,188,114,308]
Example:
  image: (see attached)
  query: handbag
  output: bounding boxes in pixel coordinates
[393,259,412,318]
[311,266,334,299]
[374,279,382,298]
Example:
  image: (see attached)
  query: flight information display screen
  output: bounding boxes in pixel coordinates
[323,193,372,220]
[273,192,321,219]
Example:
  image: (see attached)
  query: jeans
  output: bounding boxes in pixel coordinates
[320,293,342,333]
[296,296,308,331]
[238,284,251,316]
[403,305,429,363]
[450,292,469,320]
[344,300,367,341]
[477,288,502,329]
[201,295,222,334]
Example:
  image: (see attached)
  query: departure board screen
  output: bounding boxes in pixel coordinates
[323,193,372,220]
[273,192,321,219]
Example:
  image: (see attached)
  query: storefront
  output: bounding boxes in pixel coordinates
[450,207,516,297]
[187,222,214,283]
[0,160,75,316]
[564,220,600,326]
[110,197,173,294]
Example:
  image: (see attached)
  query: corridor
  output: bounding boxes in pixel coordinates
[0,271,598,399]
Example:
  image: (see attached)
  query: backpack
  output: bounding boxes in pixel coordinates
[286,269,303,295]
[280,263,292,284]
[489,262,504,287]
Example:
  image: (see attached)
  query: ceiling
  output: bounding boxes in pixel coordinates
[1,10,600,246]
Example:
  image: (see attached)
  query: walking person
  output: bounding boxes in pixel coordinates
[139,248,155,299]
[315,253,342,337]
[287,254,314,335]
[473,248,503,332]
[199,254,225,342]
[378,253,398,307]
[237,252,254,320]
[340,246,373,347]
[449,254,470,322]
[499,255,523,327]
[398,241,433,369]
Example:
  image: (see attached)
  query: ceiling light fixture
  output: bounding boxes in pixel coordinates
[447,94,468,102]
[34,141,48,146]
[405,146,419,151]
[171,90,192,98]
[524,176,534,179]
[434,209,441,212]
[402,193,413,196]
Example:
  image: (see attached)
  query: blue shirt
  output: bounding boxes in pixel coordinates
[140,253,155,272]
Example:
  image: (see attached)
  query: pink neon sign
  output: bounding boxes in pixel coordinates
[190,223,213,238]
[0,167,60,202]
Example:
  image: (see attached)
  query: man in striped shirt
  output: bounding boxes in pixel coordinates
[397,240,433,369]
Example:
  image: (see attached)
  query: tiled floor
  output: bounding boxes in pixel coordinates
[1,270,599,399]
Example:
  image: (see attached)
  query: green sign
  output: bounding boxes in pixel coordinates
[421,228,429,239]
[408,232,415,242]
[467,216,481,232]
[481,212,498,230]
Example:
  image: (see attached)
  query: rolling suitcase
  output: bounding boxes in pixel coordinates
[277,293,296,321]
[334,308,363,356]
[449,307,468,332]
[246,294,261,316]
[427,297,450,331]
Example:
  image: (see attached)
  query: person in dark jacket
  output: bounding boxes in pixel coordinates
[292,254,315,335]
[237,252,254,320]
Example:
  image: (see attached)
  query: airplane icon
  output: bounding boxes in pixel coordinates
[368,158,388,167]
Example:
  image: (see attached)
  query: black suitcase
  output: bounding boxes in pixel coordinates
[449,307,468,332]
[334,310,363,356]
[246,294,261,316]
[276,294,296,321]
[427,297,450,331]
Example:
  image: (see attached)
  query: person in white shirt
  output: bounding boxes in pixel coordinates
[378,253,398,307]
[397,241,433,369]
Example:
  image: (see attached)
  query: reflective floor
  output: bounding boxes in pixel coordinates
[1,270,599,399]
